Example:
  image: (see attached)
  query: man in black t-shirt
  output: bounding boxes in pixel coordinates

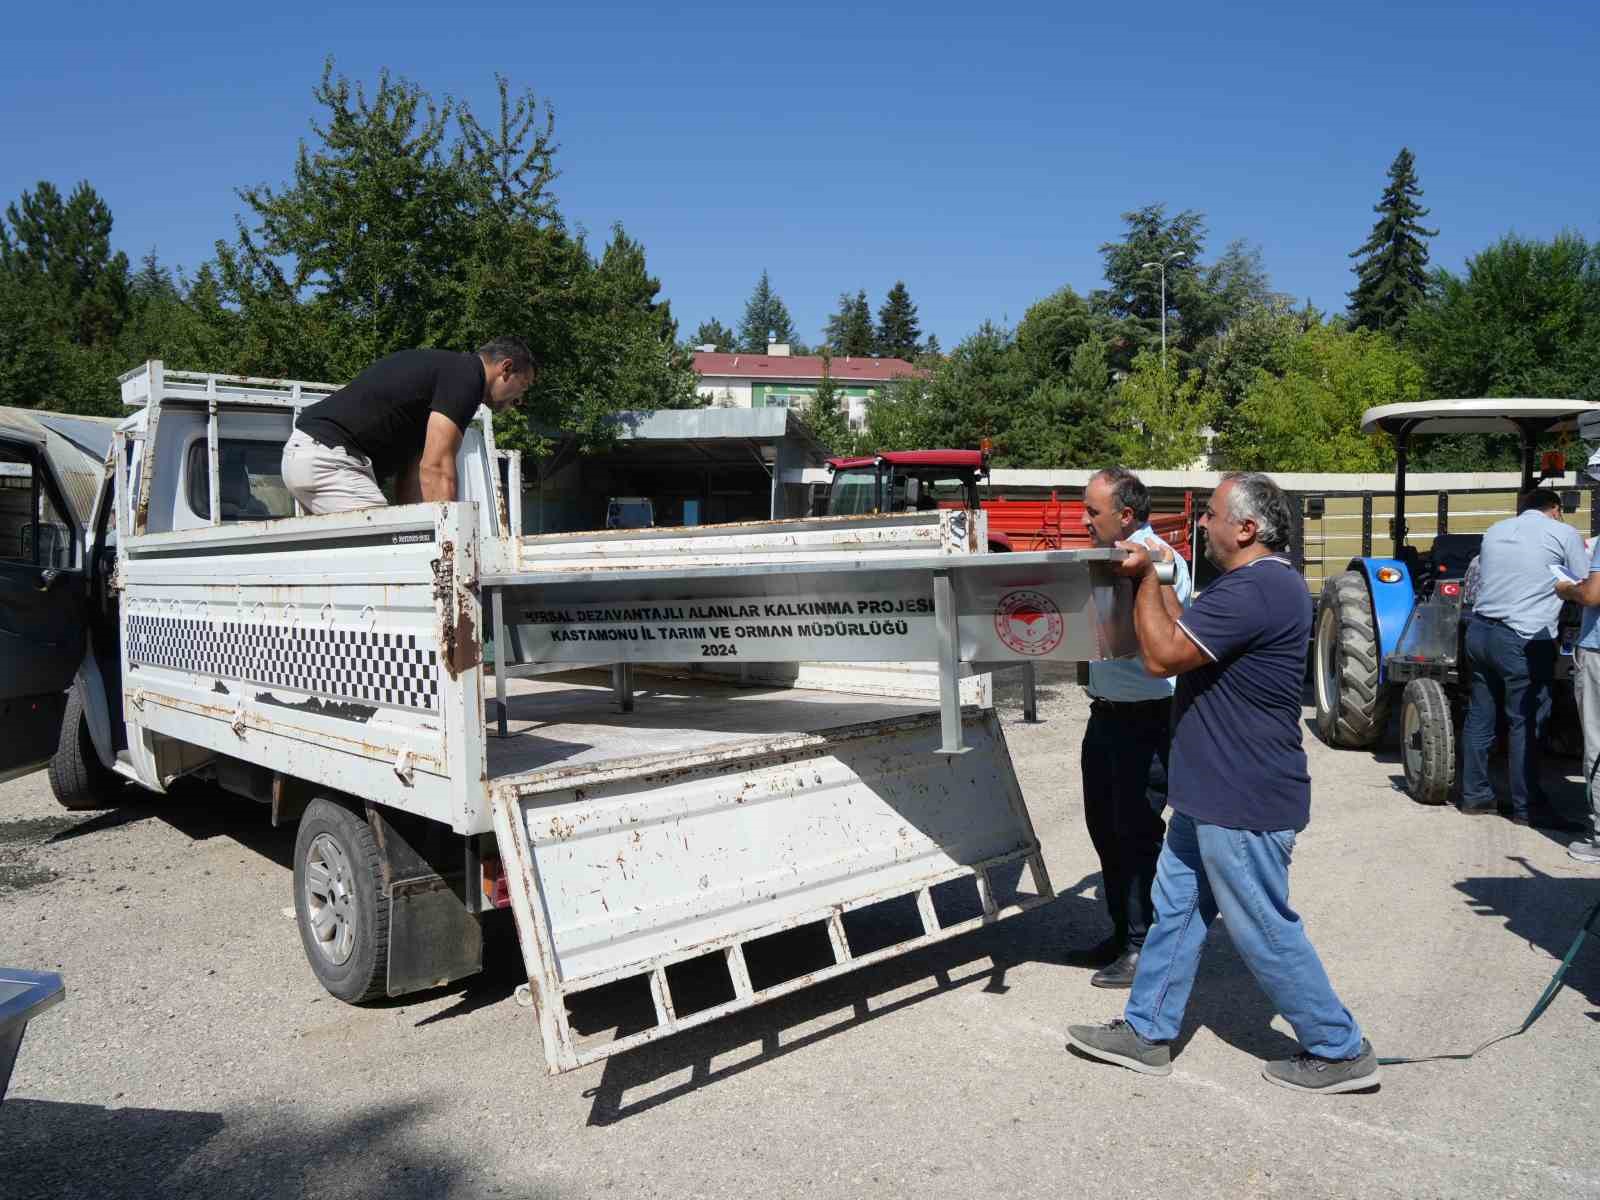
[1067,473,1379,1095]
[282,337,534,514]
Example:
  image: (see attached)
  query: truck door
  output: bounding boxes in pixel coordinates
[0,433,86,782]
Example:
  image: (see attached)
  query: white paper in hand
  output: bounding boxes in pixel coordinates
[1551,563,1582,585]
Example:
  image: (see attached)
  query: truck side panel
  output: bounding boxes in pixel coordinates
[118,503,485,831]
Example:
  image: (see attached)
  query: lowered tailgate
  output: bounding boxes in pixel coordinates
[491,707,1050,1073]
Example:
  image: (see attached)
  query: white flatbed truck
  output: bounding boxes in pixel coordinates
[5,362,1157,1074]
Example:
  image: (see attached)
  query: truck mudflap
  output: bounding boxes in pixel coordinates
[491,707,1052,1074]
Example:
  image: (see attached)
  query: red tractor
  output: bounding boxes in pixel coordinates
[822,449,1193,560]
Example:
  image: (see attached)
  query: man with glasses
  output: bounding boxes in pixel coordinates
[1067,473,1378,1094]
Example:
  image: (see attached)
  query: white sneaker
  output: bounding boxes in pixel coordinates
[1568,838,1600,864]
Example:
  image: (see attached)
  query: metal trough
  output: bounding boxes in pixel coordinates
[0,969,65,1102]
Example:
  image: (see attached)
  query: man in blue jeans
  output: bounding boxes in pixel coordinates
[1461,489,1590,830]
[1067,473,1378,1093]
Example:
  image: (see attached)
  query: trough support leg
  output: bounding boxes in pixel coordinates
[1021,661,1039,723]
[933,570,969,755]
[491,589,510,738]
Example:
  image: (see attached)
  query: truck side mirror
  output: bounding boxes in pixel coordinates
[1561,489,1580,514]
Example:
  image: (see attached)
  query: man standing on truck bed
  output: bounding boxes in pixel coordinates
[282,338,535,514]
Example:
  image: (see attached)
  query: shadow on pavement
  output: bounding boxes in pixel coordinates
[576,879,1110,1126]
[0,1096,518,1200]
[1455,855,1600,1012]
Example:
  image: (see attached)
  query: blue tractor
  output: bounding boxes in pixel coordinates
[1312,399,1600,804]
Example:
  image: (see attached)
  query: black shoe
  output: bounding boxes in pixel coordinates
[1065,935,1123,967]
[1457,804,1497,816]
[1090,948,1141,989]
[1512,809,1588,833]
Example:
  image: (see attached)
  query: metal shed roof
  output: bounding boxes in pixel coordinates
[0,408,116,526]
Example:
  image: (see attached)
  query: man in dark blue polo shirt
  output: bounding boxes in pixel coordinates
[1067,472,1378,1094]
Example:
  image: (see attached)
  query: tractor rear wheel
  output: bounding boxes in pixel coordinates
[1400,677,1456,805]
[1314,570,1391,748]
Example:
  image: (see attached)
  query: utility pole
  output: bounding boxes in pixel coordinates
[1140,251,1187,370]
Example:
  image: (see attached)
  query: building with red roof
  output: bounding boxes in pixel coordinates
[693,344,925,431]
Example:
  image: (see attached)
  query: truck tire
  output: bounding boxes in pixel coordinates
[1399,678,1455,805]
[1314,570,1391,748]
[293,798,389,1003]
[47,683,119,811]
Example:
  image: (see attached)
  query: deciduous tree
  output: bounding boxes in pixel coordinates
[1216,325,1422,472]
[1108,350,1215,470]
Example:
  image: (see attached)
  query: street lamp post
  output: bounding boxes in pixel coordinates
[1140,251,1187,370]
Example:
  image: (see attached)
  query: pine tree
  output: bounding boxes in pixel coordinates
[875,281,921,360]
[799,353,855,452]
[596,223,677,344]
[691,317,737,351]
[824,289,875,356]
[738,269,797,351]
[0,179,132,347]
[1348,147,1438,334]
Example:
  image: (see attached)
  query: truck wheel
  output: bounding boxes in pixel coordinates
[47,683,119,811]
[1400,678,1456,805]
[1314,571,1391,748]
[293,799,389,1003]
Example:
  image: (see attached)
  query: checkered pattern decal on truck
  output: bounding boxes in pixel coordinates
[127,614,441,711]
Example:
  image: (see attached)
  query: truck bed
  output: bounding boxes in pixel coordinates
[484,672,937,791]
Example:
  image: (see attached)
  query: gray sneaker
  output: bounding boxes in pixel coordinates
[1569,838,1600,865]
[1263,1038,1379,1094]
[1066,1018,1172,1076]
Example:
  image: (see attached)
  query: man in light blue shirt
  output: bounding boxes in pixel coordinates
[1553,535,1600,862]
[1461,489,1590,830]
[1071,468,1193,987]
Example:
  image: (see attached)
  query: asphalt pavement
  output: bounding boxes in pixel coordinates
[3,674,1597,1199]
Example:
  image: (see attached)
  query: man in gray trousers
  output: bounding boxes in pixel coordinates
[1554,546,1600,863]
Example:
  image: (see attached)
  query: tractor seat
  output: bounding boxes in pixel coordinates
[1428,533,1483,587]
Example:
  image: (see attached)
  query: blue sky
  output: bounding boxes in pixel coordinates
[3,2,1596,351]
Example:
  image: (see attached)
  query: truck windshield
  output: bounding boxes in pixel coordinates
[606,500,654,529]
[827,468,879,516]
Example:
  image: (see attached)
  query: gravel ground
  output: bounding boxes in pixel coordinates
[3,669,1598,1200]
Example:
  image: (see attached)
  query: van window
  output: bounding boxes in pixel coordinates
[186,440,294,522]
[0,449,74,568]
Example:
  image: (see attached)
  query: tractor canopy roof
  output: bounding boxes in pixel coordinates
[1361,398,1600,437]
[827,450,987,471]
